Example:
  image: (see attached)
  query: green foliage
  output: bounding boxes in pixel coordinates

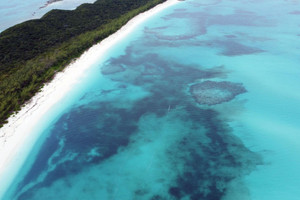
[0,0,165,127]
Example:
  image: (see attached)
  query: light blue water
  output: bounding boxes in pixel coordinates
[2,0,300,199]
[0,0,96,32]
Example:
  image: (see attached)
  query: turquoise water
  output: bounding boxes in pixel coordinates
[2,0,300,199]
[0,0,96,32]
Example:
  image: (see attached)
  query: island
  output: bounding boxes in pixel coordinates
[0,0,165,127]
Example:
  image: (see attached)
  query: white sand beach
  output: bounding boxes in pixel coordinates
[0,0,179,197]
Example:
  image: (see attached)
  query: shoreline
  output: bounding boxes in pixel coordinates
[0,0,179,197]
[39,0,63,9]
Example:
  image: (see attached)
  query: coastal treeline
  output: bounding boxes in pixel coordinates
[0,0,165,126]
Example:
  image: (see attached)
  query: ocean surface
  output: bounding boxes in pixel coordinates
[2,0,300,199]
[0,0,96,32]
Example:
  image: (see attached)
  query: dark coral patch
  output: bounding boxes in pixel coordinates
[165,106,262,200]
[289,10,300,15]
[101,63,125,75]
[190,81,247,105]
[215,40,265,56]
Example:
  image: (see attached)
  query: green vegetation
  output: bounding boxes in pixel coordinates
[0,0,165,127]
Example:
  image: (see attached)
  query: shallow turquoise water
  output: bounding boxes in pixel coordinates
[2,0,300,199]
[0,0,96,32]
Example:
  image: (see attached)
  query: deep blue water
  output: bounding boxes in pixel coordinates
[2,0,300,199]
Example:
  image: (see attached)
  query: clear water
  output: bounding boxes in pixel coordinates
[2,0,300,199]
[0,0,96,32]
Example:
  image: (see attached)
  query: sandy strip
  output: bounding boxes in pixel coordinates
[0,0,179,197]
